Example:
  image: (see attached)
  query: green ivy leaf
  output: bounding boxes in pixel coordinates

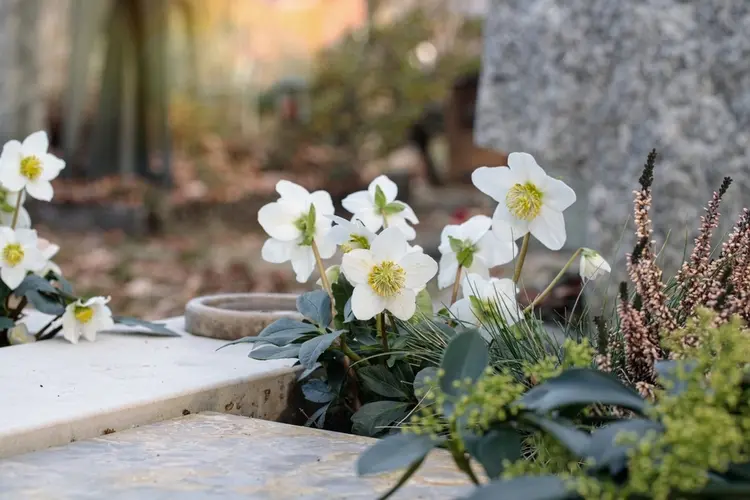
[439,329,489,416]
[382,202,406,215]
[374,185,387,209]
[298,330,344,369]
[357,432,443,476]
[351,400,411,436]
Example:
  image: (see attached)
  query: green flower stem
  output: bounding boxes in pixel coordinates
[377,312,389,357]
[450,265,463,305]
[311,239,332,296]
[35,313,63,340]
[382,215,389,228]
[512,233,531,283]
[522,248,582,314]
[10,189,23,229]
[340,337,364,363]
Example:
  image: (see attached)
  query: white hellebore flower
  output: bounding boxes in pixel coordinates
[341,227,437,320]
[0,131,65,201]
[0,188,31,228]
[437,215,518,289]
[579,248,611,281]
[326,215,376,253]
[62,296,115,344]
[472,152,576,251]
[450,273,520,335]
[341,175,419,240]
[258,180,336,283]
[36,237,63,277]
[0,227,46,289]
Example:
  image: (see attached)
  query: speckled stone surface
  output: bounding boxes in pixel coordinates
[0,413,473,499]
[476,0,750,276]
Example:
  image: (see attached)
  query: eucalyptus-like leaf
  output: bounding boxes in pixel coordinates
[522,413,591,458]
[358,365,410,399]
[413,367,438,400]
[357,432,443,476]
[304,402,330,428]
[15,274,58,296]
[301,379,335,404]
[464,476,576,500]
[27,290,65,315]
[585,419,663,475]
[520,368,648,415]
[351,400,411,437]
[464,426,522,479]
[297,362,322,381]
[298,330,343,369]
[439,329,489,416]
[259,317,320,338]
[297,290,332,327]
[249,343,301,360]
[113,316,180,336]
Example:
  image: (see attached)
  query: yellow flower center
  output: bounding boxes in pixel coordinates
[505,182,543,220]
[74,305,94,324]
[367,260,406,297]
[3,243,24,267]
[20,156,43,181]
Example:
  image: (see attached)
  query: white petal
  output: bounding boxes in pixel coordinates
[257,202,300,241]
[368,175,398,203]
[341,249,375,285]
[399,203,419,224]
[399,252,438,289]
[475,231,517,267]
[543,177,577,212]
[309,190,334,216]
[14,207,31,229]
[25,180,53,201]
[529,206,567,251]
[461,273,488,298]
[41,154,65,179]
[462,215,492,243]
[370,227,408,262]
[491,203,529,241]
[437,253,459,289]
[439,224,463,252]
[485,278,518,302]
[341,191,374,214]
[261,238,293,263]
[62,310,80,344]
[507,152,547,185]
[0,227,14,246]
[22,247,47,272]
[276,180,310,200]
[0,165,26,192]
[449,298,477,326]
[14,228,36,245]
[22,131,49,156]
[357,210,385,233]
[471,166,521,202]
[351,285,386,320]
[385,288,416,320]
[314,231,337,259]
[83,296,111,307]
[327,224,353,245]
[465,258,491,281]
[290,246,315,283]
[1,265,26,289]
[0,140,21,160]
[387,216,416,241]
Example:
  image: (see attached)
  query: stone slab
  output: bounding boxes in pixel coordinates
[0,412,473,499]
[0,314,300,458]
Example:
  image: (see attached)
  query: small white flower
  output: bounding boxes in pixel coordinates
[326,215,376,253]
[258,181,336,283]
[341,227,437,320]
[437,215,518,289]
[36,237,62,277]
[472,152,576,250]
[0,227,46,289]
[450,273,520,335]
[62,296,115,344]
[0,131,65,201]
[579,248,611,281]
[0,188,31,228]
[341,175,419,240]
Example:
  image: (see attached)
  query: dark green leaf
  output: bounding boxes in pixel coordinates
[344,298,354,323]
[358,365,410,399]
[0,316,14,329]
[326,357,347,393]
[585,419,663,475]
[382,202,405,215]
[15,274,57,296]
[464,476,576,500]
[259,317,319,338]
[50,273,74,295]
[520,368,648,414]
[302,380,335,403]
[249,343,301,360]
[297,290,332,327]
[374,185,387,209]
[27,291,65,315]
[297,362,322,381]
[298,331,343,369]
[113,316,180,336]
[464,427,522,479]
[357,433,443,476]
[351,401,411,436]
[413,367,438,399]
[522,414,591,458]
[304,403,329,428]
[439,329,489,416]
[726,463,750,481]
[694,482,750,498]
[376,457,426,500]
